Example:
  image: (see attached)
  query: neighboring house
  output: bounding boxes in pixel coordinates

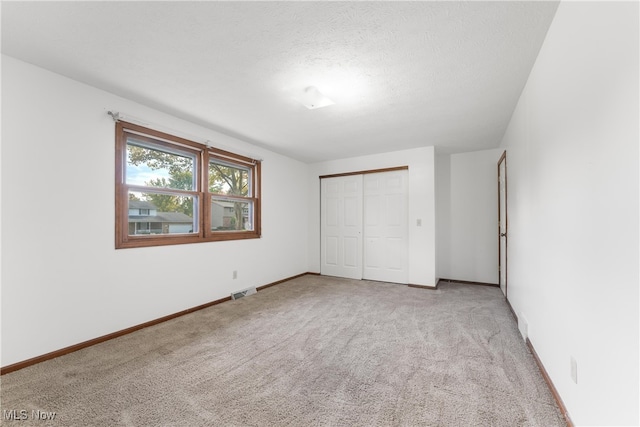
[211,200,249,230]
[128,200,193,234]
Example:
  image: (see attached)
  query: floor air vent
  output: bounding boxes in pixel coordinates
[231,287,257,300]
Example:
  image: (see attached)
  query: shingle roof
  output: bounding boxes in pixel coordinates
[129,200,157,210]
[128,212,192,223]
[156,212,193,222]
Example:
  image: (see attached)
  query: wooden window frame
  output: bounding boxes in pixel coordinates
[115,121,261,249]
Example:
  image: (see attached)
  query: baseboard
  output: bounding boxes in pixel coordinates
[408,283,438,290]
[526,338,574,427]
[256,272,310,291]
[1,272,313,375]
[438,278,499,287]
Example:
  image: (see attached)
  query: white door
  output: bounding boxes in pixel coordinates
[363,171,408,284]
[498,152,508,297]
[321,175,363,279]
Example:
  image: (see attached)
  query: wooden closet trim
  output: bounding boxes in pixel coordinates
[320,166,408,179]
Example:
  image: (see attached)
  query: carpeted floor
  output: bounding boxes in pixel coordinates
[1,275,565,426]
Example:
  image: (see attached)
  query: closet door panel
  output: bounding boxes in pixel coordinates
[363,170,408,284]
[321,175,363,279]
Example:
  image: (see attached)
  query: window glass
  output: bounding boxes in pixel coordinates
[127,141,196,191]
[209,161,250,196]
[127,191,197,235]
[211,197,253,231]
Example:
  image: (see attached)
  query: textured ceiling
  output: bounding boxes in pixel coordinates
[2,1,559,163]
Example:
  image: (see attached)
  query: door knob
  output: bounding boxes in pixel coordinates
[500,233,507,237]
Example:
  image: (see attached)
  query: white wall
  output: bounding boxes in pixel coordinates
[1,55,309,367]
[436,149,502,284]
[499,2,639,425]
[435,153,450,282]
[308,147,437,287]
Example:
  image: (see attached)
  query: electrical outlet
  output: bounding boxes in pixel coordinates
[570,356,578,384]
[233,270,237,279]
[416,218,422,226]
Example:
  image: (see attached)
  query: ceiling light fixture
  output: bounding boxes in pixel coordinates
[297,86,335,110]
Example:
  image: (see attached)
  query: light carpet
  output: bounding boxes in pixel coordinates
[0,275,565,426]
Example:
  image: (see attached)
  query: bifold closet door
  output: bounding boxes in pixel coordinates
[363,170,408,284]
[321,170,408,284]
[320,175,363,280]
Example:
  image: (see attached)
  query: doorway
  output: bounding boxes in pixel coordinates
[320,169,409,284]
[497,151,508,297]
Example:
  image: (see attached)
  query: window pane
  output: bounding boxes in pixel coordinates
[127,140,196,191]
[211,197,253,231]
[128,191,197,235]
[209,161,250,196]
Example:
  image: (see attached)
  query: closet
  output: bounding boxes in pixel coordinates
[320,169,408,284]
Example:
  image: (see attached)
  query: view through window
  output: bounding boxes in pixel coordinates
[115,121,261,248]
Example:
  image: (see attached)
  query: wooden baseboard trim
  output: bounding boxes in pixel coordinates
[1,272,312,376]
[438,278,499,287]
[0,295,223,375]
[408,283,438,290]
[256,272,309,291]
[526,338,574,427]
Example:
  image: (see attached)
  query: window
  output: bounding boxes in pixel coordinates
[115,121,261,248]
